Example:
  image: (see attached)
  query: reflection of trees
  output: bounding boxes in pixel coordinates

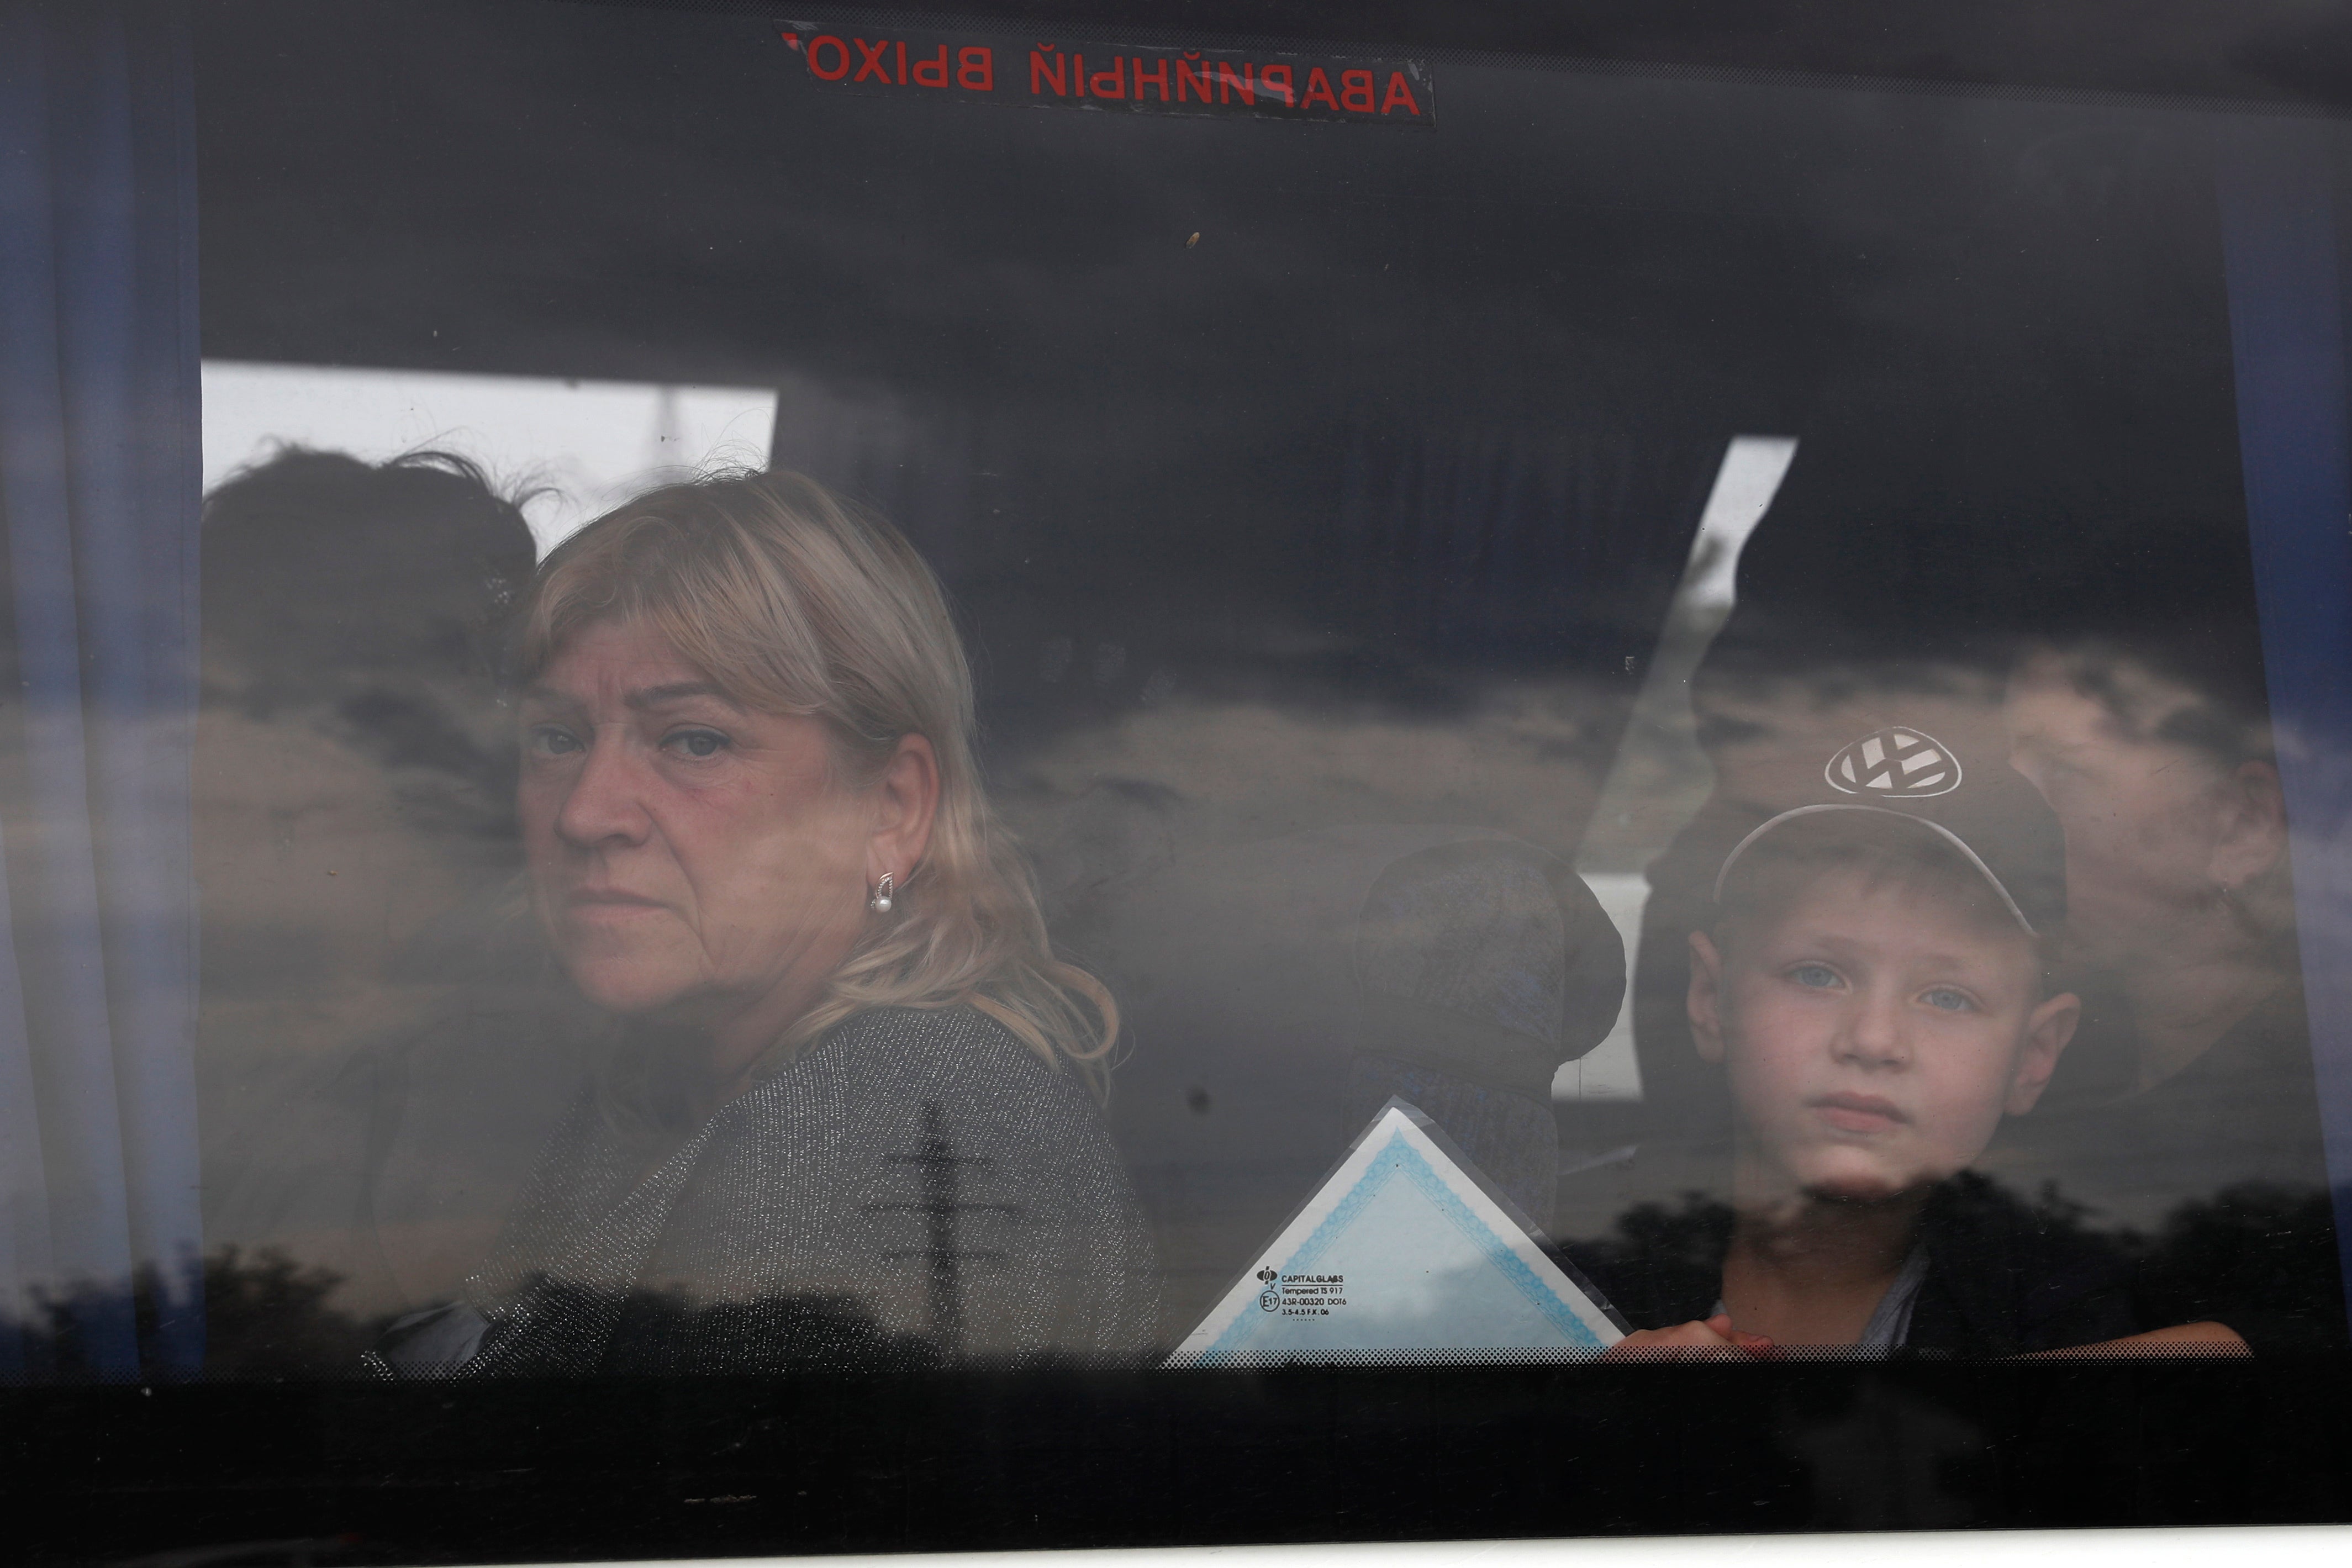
[9,1099,1018,1377]
[4,1250,940,1380]
[198,1246,386,1376]
[7,1173,2339,1378]
[1564,1171,2348,1350]
[594,1281,937,1374]
[1560,1189,1736,1329]
[2133,1182,2343,1346]
[8,1247,385,1381]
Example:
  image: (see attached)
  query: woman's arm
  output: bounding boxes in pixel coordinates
[2023,1322,2251,1358]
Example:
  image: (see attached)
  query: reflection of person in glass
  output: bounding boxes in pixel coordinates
[1589,751,2126,1357]
[2002,607,2343,1353]
[373,470,1156,1375]
[197,448,547,1343]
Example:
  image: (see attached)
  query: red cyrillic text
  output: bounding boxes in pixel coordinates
[806,34,850,79]
[805,33,1428,124]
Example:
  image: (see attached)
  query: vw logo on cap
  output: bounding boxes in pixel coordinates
[1824,726,1961,798]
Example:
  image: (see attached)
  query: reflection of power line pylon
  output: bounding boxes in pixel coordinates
[869,1100,1013,1362]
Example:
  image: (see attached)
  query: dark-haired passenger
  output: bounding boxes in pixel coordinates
[198,448,557,1364]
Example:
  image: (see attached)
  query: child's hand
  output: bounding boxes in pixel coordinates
[1600,1313,1777,1361]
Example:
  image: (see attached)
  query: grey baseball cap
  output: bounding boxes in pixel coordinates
[1712,724,2068,936]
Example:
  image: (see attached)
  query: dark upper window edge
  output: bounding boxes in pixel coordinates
[536,0,2352,120]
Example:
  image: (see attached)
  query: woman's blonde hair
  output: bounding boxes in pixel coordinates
[515,468,1116,1091]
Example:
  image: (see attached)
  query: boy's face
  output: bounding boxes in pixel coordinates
[1689,865,2079,1204]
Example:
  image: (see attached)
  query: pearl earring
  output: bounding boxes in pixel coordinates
[869,872,894,915]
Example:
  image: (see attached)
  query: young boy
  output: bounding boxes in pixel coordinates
[1586,725,2133,1357]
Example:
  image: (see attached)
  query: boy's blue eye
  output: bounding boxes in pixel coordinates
[1922,988,1973,1013]
[1790,964,1839,990]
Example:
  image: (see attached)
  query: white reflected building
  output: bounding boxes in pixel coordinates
[201,361,780,556]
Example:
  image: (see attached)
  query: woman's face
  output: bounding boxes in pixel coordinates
[517,616,873,1027]
[2005,649,2235,969]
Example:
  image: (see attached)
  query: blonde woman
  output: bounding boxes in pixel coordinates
[373,470,1156,1375]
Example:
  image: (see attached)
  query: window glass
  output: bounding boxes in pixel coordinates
[10,0,2352,1550]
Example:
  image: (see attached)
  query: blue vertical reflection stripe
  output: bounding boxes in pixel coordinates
[0,2,141,1377]
[57,8,205,1376]
[2214,119,2352,1316]
[0,1,203,1379]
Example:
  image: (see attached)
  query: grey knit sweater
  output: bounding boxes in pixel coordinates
[437,1004,1159,1375]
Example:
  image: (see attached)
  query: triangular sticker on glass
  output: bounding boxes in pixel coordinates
[1165,1097,1629,1366]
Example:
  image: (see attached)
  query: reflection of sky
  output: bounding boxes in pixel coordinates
[200,361,777,555]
